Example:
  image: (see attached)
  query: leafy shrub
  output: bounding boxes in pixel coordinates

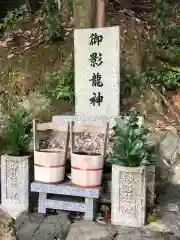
[38,0,62,39]
[142,0,180,90]
[108,111,151,167]
[4,106,32,156]
[36,66,74,103]
[121,68,144,98]
[0,5,30,30]
[141,68,180,91]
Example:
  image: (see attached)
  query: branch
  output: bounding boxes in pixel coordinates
[6,39,45,60]
[150,84,180,126]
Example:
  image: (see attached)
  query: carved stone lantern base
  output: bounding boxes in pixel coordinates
[1,155,31,219]
[111,164,146,228]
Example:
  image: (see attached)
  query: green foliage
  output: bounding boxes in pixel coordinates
[36,66,74,103]
[108,111,151,167]
[142,0,180,90]
[68,0,73,16]
[0,5,30,30]
[121,68,144,98]
[4,106,32,156]
[141,68,180,91]
[40,0,62,39]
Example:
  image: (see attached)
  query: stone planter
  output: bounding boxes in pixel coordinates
[1,155,31,219]
[71,151,104,188]
[111,165,146,228]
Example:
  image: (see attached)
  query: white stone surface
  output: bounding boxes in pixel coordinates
[74,26,120,116]
[52,115,143,128]
[111,165,146,228]
[1,155,30,219]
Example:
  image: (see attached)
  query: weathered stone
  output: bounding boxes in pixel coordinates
[66,220,116,240]
[15,212,45,231]
[146,131,165,150]
[114,231,146,240]
[1,155,30,219]
[15,212,30,230]
[147,127,180,201]
[0,209,17,240]
[155,210,180,237]
[115,226,178,240]
[18,220,40,240]
[146,165,155,207]
[32,223,56,240]
[156,182,180,210]
[111,165,146,228]
[159,127,180,166]
[115,232,174,240]
[32,213,70,240]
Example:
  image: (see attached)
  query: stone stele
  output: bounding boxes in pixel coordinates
[111,165,146,228]
[74,26,120,116]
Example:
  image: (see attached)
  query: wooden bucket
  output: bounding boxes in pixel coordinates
[70,121,109,188]
[33,120,69,184]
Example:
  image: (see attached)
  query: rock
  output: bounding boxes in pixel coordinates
[66,220,116,240]
[115,225,178,239]
[0,209,17,240]
[159,126,180,167]
[32,212,71,240]
[130,86,164,117]
[146,131,165,150]
[147,127,180,187]
[155,210,180,237]
[17,212,71,240]
[114,231,141,240]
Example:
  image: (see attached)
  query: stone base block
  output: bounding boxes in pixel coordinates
[31,181,101,221]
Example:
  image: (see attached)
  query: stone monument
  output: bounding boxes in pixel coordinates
[74,26,120,116]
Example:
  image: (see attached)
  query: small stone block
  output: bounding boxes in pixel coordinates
[31,181,101,198]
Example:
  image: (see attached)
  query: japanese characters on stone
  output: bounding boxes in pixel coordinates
[89,33,104,107]
[74,26,120,116]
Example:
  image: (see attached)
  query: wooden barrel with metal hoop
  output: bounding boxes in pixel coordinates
[33,120,69,184]
[70,121,109,188]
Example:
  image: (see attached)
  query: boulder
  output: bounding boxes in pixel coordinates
[66,220,116,240]
[0,209,17,240]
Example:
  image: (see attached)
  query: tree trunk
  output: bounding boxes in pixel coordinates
[28,0,43,13]
[73,0,96,28]
[61,0,69,22]
[96,0,106,27]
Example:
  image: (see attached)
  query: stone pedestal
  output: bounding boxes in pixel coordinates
[1,155,30,219]
[146,165,155,207]
[111,165,146,228]
[31,181,101,220]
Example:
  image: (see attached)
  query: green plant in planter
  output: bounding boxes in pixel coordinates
[4,106,32,156]
[108,112,152,167]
